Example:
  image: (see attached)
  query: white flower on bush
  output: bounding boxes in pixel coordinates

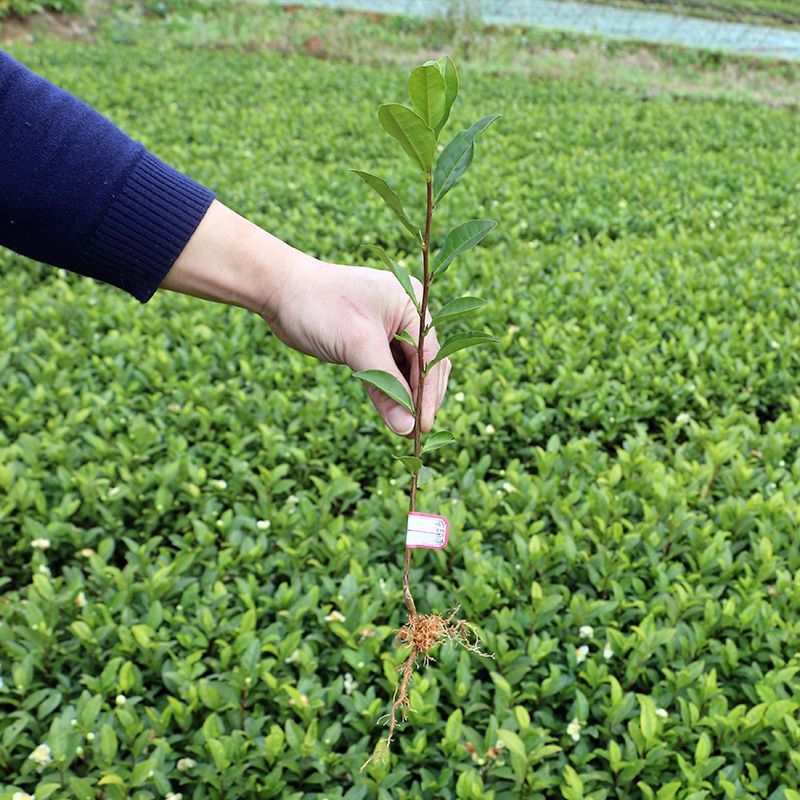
[115,694,127,706]
[75,591,87,609]
[454,391,465,402]
[575,645,589,664]
[28,743,52,766]
[176,757,197,771]
[12,793,34,800]
[343,673,357,695]
[485,424,496,435]
[502,482,517,493]
[256,519,271,530]
[166,793,183,800]
[566,718,582,742]
[287,494,299,507]
[86,732,95,742]
[579,625,593,640]
[31,538,50,550]
[37,564,51,576]
[603,643,614,660]
[80,548,95,558]
[675,412,691,425]
[656,707,668,719]
[211,479,227,490]
[325,610,345,623]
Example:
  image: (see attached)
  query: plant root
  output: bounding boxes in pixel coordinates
[360,605,492,771]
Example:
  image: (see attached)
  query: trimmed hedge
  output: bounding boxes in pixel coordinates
[2,41,800,799]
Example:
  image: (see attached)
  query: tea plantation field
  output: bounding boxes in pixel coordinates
[3,40,800,800]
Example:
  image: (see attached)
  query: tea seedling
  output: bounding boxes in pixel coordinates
[352,57,500,767]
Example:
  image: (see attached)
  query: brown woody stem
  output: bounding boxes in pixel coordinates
[402,177,434,619]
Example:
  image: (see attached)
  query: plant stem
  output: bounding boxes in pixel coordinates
[402,178,434,619]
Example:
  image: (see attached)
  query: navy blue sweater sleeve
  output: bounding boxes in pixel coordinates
[0,50,215,302]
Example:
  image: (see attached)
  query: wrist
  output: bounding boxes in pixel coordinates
[159,200,313,319]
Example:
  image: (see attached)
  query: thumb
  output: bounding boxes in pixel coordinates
[350,335,416,437]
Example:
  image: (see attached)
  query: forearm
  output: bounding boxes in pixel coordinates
[158,199,310,320]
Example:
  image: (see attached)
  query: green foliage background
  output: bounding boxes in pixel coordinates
[0,0,81,21]
[2,35,800,799]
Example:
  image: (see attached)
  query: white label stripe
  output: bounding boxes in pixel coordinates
[406,512,449,549]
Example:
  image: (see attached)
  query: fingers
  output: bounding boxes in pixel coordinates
[349,336,416,436]
[398,313,451,434]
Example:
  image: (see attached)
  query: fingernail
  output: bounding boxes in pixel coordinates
[388,407,414,435]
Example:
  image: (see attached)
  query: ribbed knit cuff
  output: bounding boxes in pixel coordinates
[78,151,216,303]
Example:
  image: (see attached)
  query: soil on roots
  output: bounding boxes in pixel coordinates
[360,606,492,771]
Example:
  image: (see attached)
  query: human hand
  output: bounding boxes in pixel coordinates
[160,201,450,435]
[261,257,451,437]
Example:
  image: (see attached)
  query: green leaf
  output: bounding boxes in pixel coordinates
[378,103,435,176]
[435,55,459,136]
[408,64,446,133]
[78,694,103,729]
[456,769,483,798]
[240,607,257,633]
[433,219,497,276]
[656,783,683,800]
[394,329,416,347]
[352,369,414,414]
[367,245,420,313]
[49,717,69,760]
[207,738,231,772]
[639,695,658,743]
[32,573,54,600]
[131,624,152,649]
[417,466,435,486]
[285,719,303,751]
[34,785,62,800]
[118,661,135,693]
[350,170,419,237]
[99,723,118,762]
[69,621,94,643]
[515,705,531,729]
[498,728,526,760]
[695,732,711,764]
[430,296,487,327]
[395,456,422,474]
[445,708,463,740]
[426,330,500,372]
[433,114,501,204]
[422,430,456,453]
[131,758,158,787]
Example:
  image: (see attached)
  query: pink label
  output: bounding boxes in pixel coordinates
[406,512,449,549]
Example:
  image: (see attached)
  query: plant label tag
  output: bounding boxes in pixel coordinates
[406,512,449,549]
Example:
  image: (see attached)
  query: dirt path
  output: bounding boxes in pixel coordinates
[282,0,800,60]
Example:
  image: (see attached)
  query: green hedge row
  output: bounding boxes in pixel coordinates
[2,41,800,799]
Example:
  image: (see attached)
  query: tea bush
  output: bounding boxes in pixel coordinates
[2,40,800,799]
[0,0,82,21]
